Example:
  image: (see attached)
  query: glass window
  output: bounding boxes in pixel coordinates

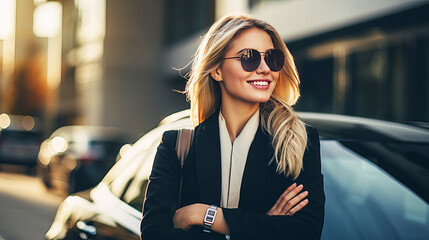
[121,145,159,211]
[106,147,147,202]
[88,141,124,159]
[348,47,390,118]
[104,128,166,211]
[412,36,429,121]
[295,57,334,113]
[321,141,429,239]
[163,0,215,45]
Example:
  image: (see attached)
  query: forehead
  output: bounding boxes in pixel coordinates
[227,28,274,53]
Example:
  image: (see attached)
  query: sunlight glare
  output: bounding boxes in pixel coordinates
[0,0,15,40]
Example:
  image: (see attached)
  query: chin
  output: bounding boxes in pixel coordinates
[251,96,272,104]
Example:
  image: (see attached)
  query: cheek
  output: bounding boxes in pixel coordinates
[274,71,280,80]
[271,73,280,86]
[221,64,248,81]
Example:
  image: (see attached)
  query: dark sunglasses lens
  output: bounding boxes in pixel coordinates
[266,49,284,72]
[241,49,261,72]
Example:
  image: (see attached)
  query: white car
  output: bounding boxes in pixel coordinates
[46,110,429,239]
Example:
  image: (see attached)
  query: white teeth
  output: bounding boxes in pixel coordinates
[249,81,269,86]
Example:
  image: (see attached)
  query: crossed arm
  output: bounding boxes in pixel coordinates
[142,127,324,240]
[173,183,309,234]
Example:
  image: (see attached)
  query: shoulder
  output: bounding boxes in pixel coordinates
[301,124,321,172]
[305,125,320,149]
[305,124,319,139]
[160,130,179,144]
[158,130,179,152]
[190,113,218,137]
[160,127,199,148]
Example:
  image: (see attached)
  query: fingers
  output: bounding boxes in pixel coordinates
[276,184,304,213]
[279,183,298,200]
[280,190,308,215]
[267,183,309,216]
[286,199,309,216]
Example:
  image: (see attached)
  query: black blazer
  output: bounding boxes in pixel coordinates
[141,111,325,240]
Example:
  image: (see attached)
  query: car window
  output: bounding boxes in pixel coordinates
[321,141,429,239]
[88,141,124,158]
[340,141,429,202]
[107,151,145,200]
[103,128,166,207]
[121,145,160,211]
[0,131,41,143]
[384,142,429,169]
[102,117,192,211]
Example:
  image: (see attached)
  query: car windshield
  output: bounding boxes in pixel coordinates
[87,141,125,159]
[321,141,429,239]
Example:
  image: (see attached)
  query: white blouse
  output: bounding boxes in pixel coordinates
[218,109,260,208]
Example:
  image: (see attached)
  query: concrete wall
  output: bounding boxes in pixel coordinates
[99,0,187,138]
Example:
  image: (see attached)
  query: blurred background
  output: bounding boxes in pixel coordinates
[0,0,428,140]
[0,0,429,239]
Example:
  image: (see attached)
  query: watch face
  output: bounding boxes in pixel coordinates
[204,206,217,224]
[204,214,215,223]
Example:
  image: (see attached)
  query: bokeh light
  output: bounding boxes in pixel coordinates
[49,136,68,153]
[0,113,11,129]
[33,2,62,38]
[22,116,35,131]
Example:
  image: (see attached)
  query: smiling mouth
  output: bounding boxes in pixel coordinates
[247,80,270,86]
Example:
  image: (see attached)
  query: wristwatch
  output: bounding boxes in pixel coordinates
[203,205,218,233]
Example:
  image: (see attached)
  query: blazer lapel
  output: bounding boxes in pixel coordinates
[194,112,222,205]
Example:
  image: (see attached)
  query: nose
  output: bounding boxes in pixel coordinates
[256,56,270,74]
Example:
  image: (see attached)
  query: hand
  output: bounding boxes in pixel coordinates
[173,203,207,230]
[266,183,309,216]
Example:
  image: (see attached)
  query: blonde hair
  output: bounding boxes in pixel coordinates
[185,14,307,179]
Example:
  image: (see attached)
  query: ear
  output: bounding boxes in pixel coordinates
[210,67,223,82]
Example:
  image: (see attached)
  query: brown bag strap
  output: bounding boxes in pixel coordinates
[175,129,194,207]
[175,129,194,169]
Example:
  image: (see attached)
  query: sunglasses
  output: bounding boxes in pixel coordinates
[222,48,285,72]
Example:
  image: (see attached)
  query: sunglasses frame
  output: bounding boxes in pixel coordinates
[222,48,285,72]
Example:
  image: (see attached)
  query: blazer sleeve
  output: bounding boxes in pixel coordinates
[140,130,226,240]
[222,126,325,240]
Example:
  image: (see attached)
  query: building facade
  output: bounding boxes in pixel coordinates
[3,0,428,138]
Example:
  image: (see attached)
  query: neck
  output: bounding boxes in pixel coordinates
[221,102,259,142]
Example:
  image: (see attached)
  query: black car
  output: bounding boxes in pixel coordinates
[0,114,43,173]
[46,110,429,239]
[38,126,131,194]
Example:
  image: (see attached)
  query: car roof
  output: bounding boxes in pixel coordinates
[158,109,191,126]
[299,112,429,143]
[50,125,130,142]
[157,110,429,143]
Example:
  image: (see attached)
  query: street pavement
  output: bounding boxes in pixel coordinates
[0,167,65,240]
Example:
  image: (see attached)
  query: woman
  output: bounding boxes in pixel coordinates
[141,14,325,240]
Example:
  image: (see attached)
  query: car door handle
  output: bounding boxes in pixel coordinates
[76,221,97,236]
